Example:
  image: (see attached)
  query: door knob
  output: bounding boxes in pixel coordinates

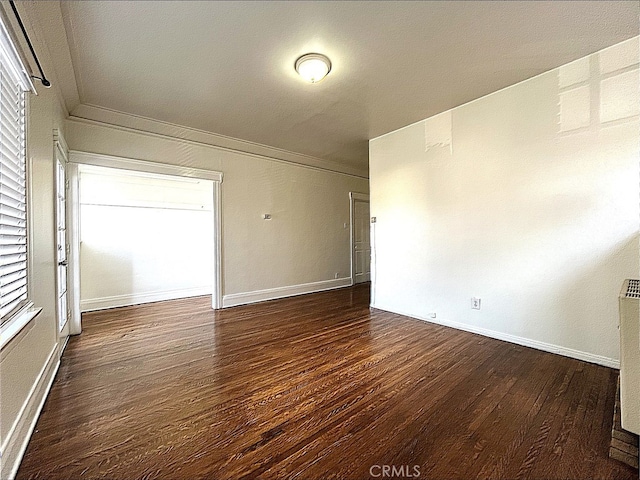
[58,260,68,266]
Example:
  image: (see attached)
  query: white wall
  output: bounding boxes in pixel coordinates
[65,116,369,307]
[79,166,213,311]
[369,37,640,367]
[1,4,367,475]
[0,46,67,480]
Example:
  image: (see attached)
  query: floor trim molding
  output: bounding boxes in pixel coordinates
[1,345,60,480]
[372,303,620,369]
[81,287,211,312]
[223,278,352,308]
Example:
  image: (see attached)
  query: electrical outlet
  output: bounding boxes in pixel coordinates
[334,272,340,279]
[471,297,481,310]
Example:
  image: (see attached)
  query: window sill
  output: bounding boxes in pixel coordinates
[0,304,43,351]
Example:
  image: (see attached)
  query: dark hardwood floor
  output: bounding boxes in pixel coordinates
[17,284,636,479]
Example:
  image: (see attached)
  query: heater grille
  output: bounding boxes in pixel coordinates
[618,279,640,436]
[625,279,640,298]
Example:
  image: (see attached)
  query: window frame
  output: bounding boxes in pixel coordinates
[0,12,39,349]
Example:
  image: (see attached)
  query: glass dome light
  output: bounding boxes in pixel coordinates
[295,53,331,83]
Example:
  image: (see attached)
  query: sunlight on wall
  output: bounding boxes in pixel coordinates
[369,37,639,365]
[79,165,214,310]
[559,38,640,133]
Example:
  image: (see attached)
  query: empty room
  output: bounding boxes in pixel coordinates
[1,1,639,479]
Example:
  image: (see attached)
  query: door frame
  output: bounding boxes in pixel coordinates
[67,151,224,328]
[66,161,81,335]
[349,192,370,286]
[53,130,74,353]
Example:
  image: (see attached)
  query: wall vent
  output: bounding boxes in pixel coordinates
[618,279,640,437]
[624,279,640,298]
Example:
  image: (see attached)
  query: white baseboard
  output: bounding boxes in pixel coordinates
[371,303,620,369]
[80,286,211,312]
[223,277,352,308]
[1,345,60,480]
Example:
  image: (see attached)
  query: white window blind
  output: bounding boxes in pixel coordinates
[0,15,33,324]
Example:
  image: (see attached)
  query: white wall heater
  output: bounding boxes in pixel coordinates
[619,279,640,435]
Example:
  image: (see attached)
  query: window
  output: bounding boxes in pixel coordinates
[0,14,35,339]
[0,58,27,321]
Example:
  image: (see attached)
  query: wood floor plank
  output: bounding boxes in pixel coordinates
[16,284,637,480]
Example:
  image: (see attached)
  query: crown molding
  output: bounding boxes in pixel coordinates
[69,103,369,179]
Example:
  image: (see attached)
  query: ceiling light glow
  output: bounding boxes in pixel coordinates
[295,53,331,83]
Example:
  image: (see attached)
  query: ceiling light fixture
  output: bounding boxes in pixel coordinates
[295,53,331,83]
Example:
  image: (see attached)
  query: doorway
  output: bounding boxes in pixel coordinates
[66,151,223,331]
[350,192,371,285]
[54,134,70,354]
[77,165,214,312]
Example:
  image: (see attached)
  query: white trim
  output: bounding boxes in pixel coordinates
[57,335,69,359]
[372,303,620,369]
[53,130,69,343]
[0,305,41,350]
[69,150,223,183]
[0,345,59,480]
[212,182,223,309]
[53,128,69,158]
[80,287,212,312]
[68,104,369,179]
[349,192,370,286]
[66,162,81,334]
[69,151,224,311]
[222,278,351,308]
[350,192,369,202]
[0,11,35,93]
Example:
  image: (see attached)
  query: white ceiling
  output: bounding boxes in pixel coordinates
[42,1,640,171]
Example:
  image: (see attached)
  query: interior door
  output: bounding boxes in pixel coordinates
[352,197,371,284]
[56,157,69,349]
